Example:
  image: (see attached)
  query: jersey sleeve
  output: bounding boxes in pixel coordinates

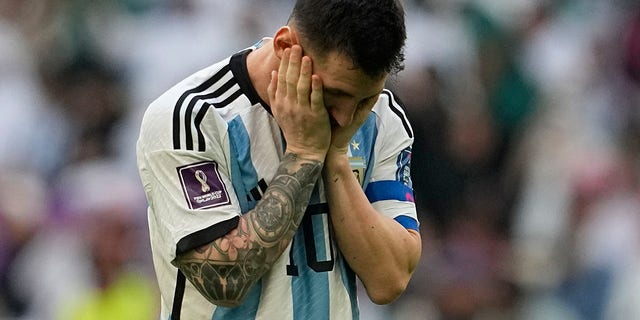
[137,91,241,262]
[365,90,419,231]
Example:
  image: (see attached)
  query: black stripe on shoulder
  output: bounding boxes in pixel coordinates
[211,89,243,109]
[183,77,237,150]
[194,103,212,152]
[190,88,244,151]
[381,90,413,139]
[173,64,231,150]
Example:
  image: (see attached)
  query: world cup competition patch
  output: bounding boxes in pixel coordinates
[177,161,231,210]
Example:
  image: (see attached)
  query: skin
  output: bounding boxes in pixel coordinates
[174,153,323,306]
[175,24,421,307]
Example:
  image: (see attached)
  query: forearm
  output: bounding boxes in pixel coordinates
[323,153,421,304]
[174,152,322,307]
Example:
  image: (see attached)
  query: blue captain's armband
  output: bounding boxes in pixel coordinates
[365,180,414,203]
[394,215,419,231]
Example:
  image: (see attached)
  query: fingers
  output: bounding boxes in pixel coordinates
[297,56,312,106]
[267,70,277,104]
[273,45,313,107]
[277,48,291,98]
[310,74,324,112]
[269,45,330,159]
[286,45,303,103]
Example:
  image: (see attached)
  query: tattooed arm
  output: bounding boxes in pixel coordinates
[174,153,322,307]
[174,42,329,307]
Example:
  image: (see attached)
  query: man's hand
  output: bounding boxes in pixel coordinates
[328,96,378,157]
[268,45,331,162]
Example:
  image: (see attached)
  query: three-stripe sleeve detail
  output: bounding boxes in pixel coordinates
[173,65,242,151]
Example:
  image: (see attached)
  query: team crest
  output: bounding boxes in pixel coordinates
[177,161,231,210]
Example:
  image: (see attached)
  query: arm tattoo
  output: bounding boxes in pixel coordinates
[175,153,322,306]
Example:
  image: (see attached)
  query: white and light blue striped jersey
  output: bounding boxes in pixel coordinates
[136,46,419,320]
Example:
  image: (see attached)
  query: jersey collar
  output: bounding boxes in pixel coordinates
[229,46,272,115]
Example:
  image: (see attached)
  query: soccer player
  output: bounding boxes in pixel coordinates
[136,0,422,319]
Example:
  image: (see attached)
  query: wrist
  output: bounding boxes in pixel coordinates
[326,145,349,159]
[323,149,350,171]
[284,148,327,164]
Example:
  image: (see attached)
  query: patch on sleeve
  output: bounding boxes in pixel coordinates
[177,161,231,210]
[396,147,413,188]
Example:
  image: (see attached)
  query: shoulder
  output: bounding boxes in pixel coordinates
[138,57,234,152]
[144,57,234,117]
[160,57,235,114]
[372,89,414,140]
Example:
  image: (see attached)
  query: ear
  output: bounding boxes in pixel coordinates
[273,26,300,59]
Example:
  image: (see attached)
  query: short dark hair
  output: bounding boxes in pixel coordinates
[289,0,406,78]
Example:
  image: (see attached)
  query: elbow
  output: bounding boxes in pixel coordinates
[364,254,420,304]
[365,275,411,305]
[365,229,422,305]
[176,264,256,308]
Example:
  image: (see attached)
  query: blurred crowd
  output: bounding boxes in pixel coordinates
[1,0,639,319]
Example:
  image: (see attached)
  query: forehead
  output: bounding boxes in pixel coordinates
[311,50,387,99]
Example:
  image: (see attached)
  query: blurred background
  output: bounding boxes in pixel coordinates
[1,0,640,319]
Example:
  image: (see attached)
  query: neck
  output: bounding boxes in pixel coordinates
[246,38,278,106]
